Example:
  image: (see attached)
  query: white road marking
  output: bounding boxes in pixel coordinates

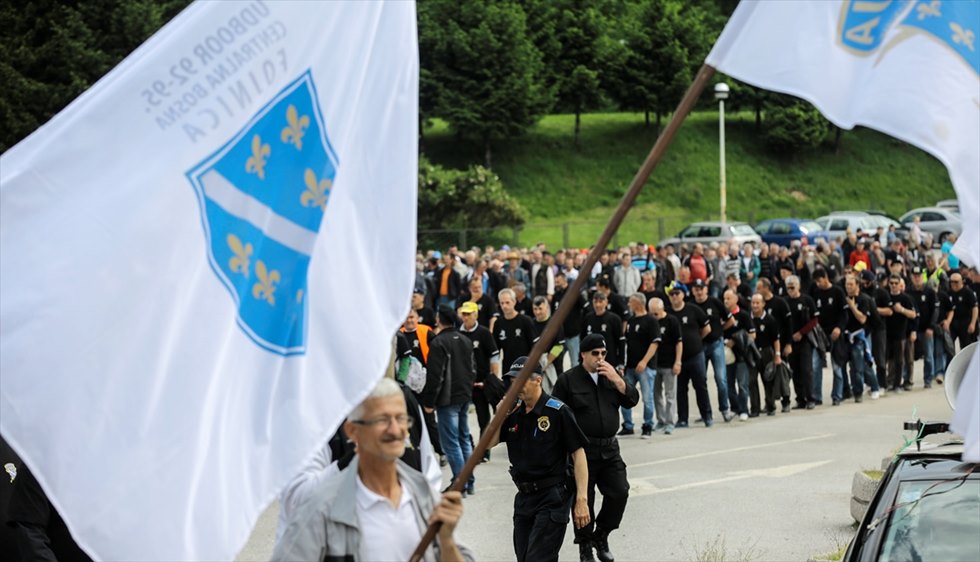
[628,432,835,469]
[631,460,833,496]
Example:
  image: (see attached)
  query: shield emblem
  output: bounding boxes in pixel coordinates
[186,71,338,355]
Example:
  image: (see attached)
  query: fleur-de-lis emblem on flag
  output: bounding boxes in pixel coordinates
[245,135,271,179]
[187,71,338,355]
[227,234,253,277]
[281,105,310,150]
[301,168,331,211]
[951,22,975,51]
[252,260,280,305]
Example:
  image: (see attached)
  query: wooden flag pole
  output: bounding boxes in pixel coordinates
[409,63,716,562]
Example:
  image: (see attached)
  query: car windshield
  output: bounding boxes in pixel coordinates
[730,225,756,236]
[800,221,823,233]
[878,478,980,561]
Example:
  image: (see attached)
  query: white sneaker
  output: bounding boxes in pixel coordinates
[738,413,748,421]
[870,391,880,400]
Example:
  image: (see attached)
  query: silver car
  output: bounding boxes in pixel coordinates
[899,207,962,243]
[659,221,762,248]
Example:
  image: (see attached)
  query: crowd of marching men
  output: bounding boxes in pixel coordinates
[400,230,979,445]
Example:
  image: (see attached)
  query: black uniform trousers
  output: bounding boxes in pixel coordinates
[752,348,778,414]
[789,339,813,405]
[886,338,907,389]
[513,483,571,562]
[472,387,493,436]
[575,443,629,544]
[677,353,712,424]
[872,328,887,390]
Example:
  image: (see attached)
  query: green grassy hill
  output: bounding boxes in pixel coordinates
[422,112,955,249]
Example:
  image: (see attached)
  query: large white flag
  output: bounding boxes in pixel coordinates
[0,1,417,559]
[708,0,979,461]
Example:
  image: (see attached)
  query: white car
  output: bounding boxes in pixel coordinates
[899,207,962,244]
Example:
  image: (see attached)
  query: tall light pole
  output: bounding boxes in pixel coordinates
[714,82,729,224]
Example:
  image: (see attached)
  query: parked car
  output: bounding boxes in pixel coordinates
[658,221,761,249]
[816,211,909,242]
[865,211,911,241]
[753,218,832,247]
[843,344,979,562]
[814,214,876,241]
[899,207,962,244]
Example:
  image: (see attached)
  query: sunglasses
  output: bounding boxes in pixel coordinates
[590,350,607,357]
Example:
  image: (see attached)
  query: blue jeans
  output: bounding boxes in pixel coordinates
[436,402,474,489]
[920,330,935,383]
[566,335,581,367]
[934,333,947,377]
[703,339,730,414]
[813,349,845,402]
[725,361,750,415]
[621,367,656,429]
[848,337,879,396]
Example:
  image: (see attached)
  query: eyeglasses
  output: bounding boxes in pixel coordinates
[590,350,607,357]
[350,414,414,429]
[888,281,901,285]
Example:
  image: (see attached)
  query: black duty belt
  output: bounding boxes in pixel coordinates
[513,476,564,494]
[586,436,616,446]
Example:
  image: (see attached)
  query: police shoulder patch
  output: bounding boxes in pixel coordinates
[545,397,564,410]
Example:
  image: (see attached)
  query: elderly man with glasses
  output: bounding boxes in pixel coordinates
[553,334,639,562]
[273,378,473,562]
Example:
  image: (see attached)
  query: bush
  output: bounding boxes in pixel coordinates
[418,156,527,232]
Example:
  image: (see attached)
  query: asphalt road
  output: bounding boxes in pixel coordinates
[237,363,956,561]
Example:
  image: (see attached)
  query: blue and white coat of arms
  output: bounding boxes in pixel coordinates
[187,71,337,355]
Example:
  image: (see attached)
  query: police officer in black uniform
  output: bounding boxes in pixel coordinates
[553,334,639,562]
[488,357,590,562]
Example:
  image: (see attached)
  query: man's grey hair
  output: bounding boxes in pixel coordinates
[349,378,404,421]
[630,292,647,306]
[649,298,664,313]
[513,282,527,294]
[785,275,800,287]
[498,287,516,301]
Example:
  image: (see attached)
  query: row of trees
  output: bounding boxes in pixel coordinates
[419,0,831,167]
[2,0,830,157]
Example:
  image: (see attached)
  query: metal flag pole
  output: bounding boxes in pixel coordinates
[409,63,717,562]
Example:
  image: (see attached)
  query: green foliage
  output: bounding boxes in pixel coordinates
[601,0,712,129]
[418,155,527,233]
[0,0,190,152]
[763,98,832,154]
[422,111,954,248]
[426,0,551,167]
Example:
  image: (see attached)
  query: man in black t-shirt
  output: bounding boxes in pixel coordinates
[620,293,661,437]
[750,293,782,416]
[811,269,849,405]
[493,288,537,371]
[942,271,979,351]
[666,282,713,427]
[861,270,891,391]
[784,275,818,409]
[650,298,681,433]
[691,279,733,421]
[457,276,497,328]
[881,274,917,390]
[459,301,500,459]
[581,291,625,368]
[907,268,939,387]
[845,275,881,401]
[722,288,755,420]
